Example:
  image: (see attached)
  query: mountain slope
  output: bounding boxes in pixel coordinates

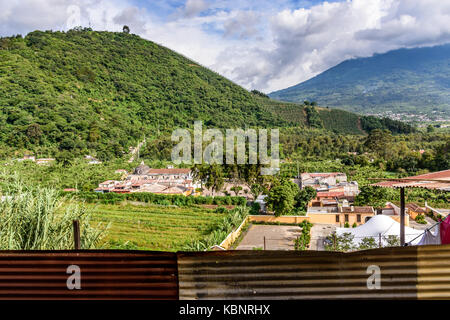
[0,29,411,160]
[0,30,290,159]
[269,44,450,119]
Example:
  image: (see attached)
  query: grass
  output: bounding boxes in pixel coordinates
[88,203,227,251]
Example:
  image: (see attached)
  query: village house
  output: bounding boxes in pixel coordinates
[306,205,376,226]
[85,155,102,165]
[94,162,198,196]
[35,158,55,165]
[13,155,55,165]
[382,202,427,221]
[297,172,348,190]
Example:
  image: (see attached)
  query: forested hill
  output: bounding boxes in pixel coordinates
[269,44,450,118]
[0,29,412,160]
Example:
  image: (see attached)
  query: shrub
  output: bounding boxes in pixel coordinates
[358,237,378,250]
[415,214,427,224]
[70,191,245,207]
[295,220,313,250]
[215,207,228,214]
[250,202,261,215]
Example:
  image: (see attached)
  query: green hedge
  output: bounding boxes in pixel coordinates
[62,191,246,207]
[295,220,313,250]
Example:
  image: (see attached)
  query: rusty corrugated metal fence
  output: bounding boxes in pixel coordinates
[0,250,178,299]
[0,245,449,299]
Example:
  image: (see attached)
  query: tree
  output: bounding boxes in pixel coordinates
[55,150,75,167]
[204,164,224,196]
[358,237,378,250]
[123,25,130,34]
[364,129,393,159]
[250,183,265,200]
[383,235,400,247]
[433,140,450,171]
[266,178,299,216]
[354,185,389,209]
[325,232,356,252]
[294,186,317,211]
[26,123,42,143]
[230,186,242,196]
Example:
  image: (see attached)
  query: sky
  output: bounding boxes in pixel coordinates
[1,0,450,93]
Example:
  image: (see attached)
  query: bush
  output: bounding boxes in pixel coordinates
[250,202,261,215]
[215,207,229,214]
[67,191,246,207]
[295,220,313,250]
[415,214,427,224]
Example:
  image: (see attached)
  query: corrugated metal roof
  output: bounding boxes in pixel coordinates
[0,250,178,300]
[371,169,450,191]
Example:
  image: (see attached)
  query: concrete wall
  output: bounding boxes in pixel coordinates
[220,217,250,249]
[248,215,310,224]
[247,213,407,227]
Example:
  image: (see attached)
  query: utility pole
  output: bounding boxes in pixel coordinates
[400,187,405,246]
[73,220,81,250]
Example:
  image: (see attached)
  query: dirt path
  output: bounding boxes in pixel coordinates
[128,138,146,163]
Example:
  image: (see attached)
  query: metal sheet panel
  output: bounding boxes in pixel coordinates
[0,250,178,300]
[177,247,419,300]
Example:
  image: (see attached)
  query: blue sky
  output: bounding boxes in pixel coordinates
[1,0,450,92]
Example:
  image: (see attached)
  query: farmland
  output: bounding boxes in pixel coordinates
[88,203,227,251]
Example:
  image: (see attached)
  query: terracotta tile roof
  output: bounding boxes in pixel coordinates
[317,191,345,198]
[147,168,191,175]
[406,203,427,213]
[340,206,374,213]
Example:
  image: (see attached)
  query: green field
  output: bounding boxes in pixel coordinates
[89,203,227,251]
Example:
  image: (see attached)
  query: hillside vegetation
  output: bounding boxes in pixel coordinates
[0,29,412,160]
[270,44,450,118]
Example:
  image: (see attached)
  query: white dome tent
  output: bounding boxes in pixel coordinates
[336,215,424,246]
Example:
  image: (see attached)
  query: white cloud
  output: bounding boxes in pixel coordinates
[212,0,450,92]
[223,11,261,39]
[172,0,209,19]
[1,0,450,93]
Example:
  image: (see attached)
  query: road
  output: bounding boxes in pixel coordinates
[309,224,336,251]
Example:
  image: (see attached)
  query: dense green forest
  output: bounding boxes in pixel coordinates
[0,29,414,161]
